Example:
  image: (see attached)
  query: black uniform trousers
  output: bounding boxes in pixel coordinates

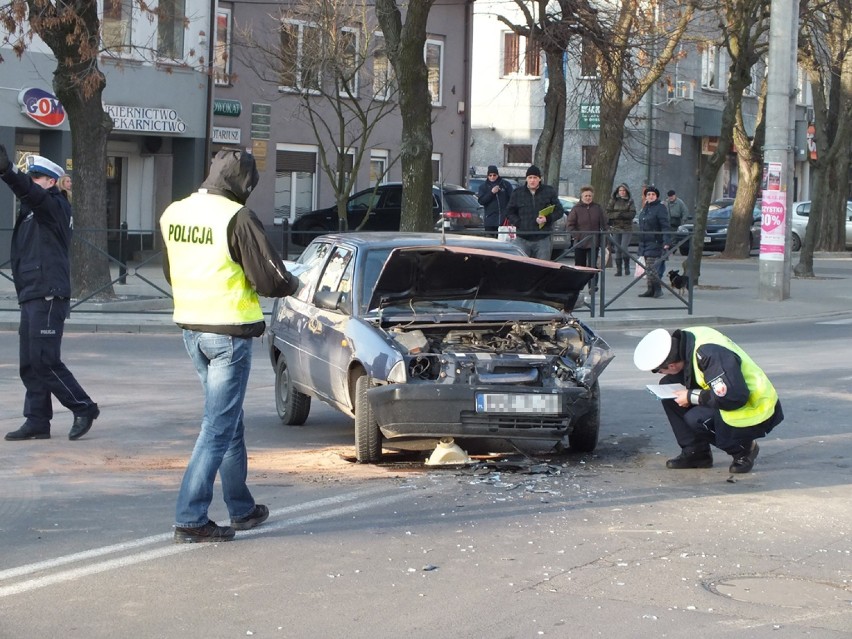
[659,372,779,457]
[19,297,94,429]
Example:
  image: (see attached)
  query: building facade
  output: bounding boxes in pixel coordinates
[469,1,813,212]
[212,0,474,229]
[0,1,212,262]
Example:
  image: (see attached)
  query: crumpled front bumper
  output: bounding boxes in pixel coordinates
[367,383,594,442]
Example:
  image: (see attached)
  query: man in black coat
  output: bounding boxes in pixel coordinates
[476,165,513,236]
[0,146,100,441]
[504,165,564,260]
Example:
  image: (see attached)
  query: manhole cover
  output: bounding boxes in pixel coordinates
[706,576,852,608]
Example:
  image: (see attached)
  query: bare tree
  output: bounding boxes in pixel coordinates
[235,0,400,230]
[496,1,601,187]
[687,0,769,282]
[2,0,114,299]
[586,0,695,202]
[374,0,435,231]
[722,78,767,258]
[794,0,852,277]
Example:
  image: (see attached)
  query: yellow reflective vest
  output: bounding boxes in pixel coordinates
[687,327,778,428]
[160,192,263,326]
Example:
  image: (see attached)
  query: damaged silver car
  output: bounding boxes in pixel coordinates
[268,232,613,463]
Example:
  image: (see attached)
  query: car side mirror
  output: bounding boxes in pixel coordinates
[314,290,343,311]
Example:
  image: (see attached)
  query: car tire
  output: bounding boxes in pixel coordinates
[275,354,311,425]
[569,381,600,453]
[354,375,382,463]
[791,233,802,252]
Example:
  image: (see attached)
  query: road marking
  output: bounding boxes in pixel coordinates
[0,486,408,597]
[816,318,852,325]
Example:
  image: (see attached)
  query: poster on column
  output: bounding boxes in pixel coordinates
[760,189,786,261]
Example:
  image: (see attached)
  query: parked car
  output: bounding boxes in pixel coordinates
[268,232,614,463]
[790,200,852,252]
[286,183,484,245]
[551,196,579,259]
[676,203,762,255]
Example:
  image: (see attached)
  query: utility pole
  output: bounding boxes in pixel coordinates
[759,0,800,300]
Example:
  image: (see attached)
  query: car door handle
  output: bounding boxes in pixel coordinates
[308,317,322,335]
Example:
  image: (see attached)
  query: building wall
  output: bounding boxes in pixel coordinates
[216,0,472,228]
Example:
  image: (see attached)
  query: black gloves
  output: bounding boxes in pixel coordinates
[0,144,9,174]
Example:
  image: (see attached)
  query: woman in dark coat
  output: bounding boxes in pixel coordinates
[606,183,636,276]
[636,186,671,298]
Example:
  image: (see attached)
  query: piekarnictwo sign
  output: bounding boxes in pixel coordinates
[18,88,67,127]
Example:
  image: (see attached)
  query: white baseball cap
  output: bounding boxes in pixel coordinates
[633,328,673,371]
[26,155,64,180]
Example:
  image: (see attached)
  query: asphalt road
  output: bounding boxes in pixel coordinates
[0,319,850,638]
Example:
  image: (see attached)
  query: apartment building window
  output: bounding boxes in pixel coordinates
[582,145,597,169]
[701,44,727,90]
[275,146,317,223]
[505,144,533,165]
[425,40,443,105]
[103,0,132,52]
[335,27,359,97]
[502,32,541,77]
[431,153,442,183]
[280,21,321,92]
[579,38,597,79]
[370,150,389,186]
[372,34,393,100]
[214,8,232,86]
[157,0,186,59]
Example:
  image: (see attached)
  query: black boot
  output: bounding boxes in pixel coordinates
[5,422,51,441]
[623,257,630,276]
[638,284,654,297]
[652,283,664,298]
[666,449,713,469]
[729,441,760,473]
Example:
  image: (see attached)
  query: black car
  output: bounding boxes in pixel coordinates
[676,203,762,255]
[287,183,484,246]
[267,232,613,463]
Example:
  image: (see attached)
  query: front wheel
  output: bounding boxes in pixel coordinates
[568,382,600,453]
[275,354,311,425]
[354,375,382,463]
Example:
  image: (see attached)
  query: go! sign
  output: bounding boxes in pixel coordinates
[18,87,67,128]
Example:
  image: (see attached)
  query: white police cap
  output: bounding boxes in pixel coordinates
[633,328,673,371]
[26,155,64,180]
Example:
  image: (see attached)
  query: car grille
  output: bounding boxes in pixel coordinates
[460,411,570,431]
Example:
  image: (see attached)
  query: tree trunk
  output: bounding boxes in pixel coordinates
[722,104,765,259]
[535,48,567,187]
[589,89,626,203]
[27,0,116,300]
[375,0,435,232]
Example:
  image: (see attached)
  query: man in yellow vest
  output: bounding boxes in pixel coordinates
[161,148,298,543]
[634,327,783,473]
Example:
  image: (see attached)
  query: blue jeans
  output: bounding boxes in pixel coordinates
[175,331,256,528]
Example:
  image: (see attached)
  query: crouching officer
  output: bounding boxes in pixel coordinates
[634,327,783,473]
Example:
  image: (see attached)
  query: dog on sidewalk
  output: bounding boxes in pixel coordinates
[668,268,690,294]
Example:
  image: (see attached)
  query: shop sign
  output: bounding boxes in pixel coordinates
[578,104,600,130]
[212,126,241,144]
[105,104,187,133]
[213,99,241,116]
[18,88,67,127]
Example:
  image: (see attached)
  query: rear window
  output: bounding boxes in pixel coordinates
[441,191,481,212]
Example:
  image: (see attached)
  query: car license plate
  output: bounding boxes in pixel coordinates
[554,234,568,243]
[703,235,711,243]
[475,393,560,414]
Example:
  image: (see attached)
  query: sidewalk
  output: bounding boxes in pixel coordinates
[0,252,849,333]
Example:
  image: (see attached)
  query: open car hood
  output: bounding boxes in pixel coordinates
[368,246,597,312]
